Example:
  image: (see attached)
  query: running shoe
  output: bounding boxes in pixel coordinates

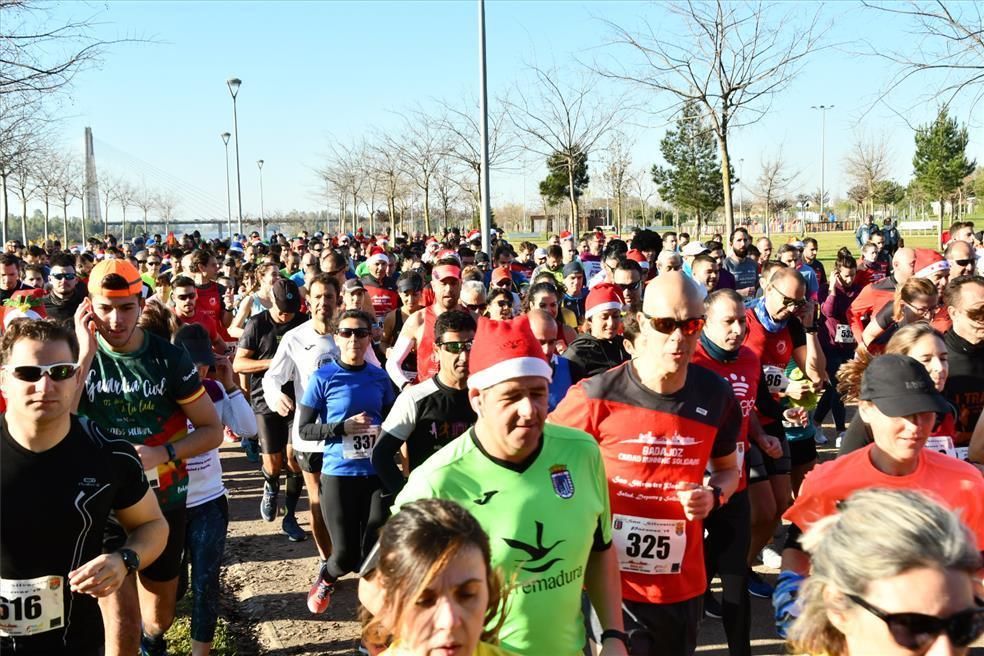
[282,514,307,542]
[307,573,335,614]
[814,432,828,445]
[747,569,774,599]
[260,482,278,522]
[835,431,845,449]
[761,545,783,569]
[242,436,260,463]
[139,633,167,656]
[703,591,723,619]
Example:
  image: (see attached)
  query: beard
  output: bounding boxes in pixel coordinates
[733,245,748,258]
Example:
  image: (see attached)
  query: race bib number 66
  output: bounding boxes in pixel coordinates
[612,514,686,575]
[0,576,64,637]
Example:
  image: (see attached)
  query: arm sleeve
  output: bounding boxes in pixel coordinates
[379,387,419,441]
[385,336,414,387]
[221,388,258,438]
[371,433,407,495]
[297,402,345,441]
[874,302,893,329]
[590,441,613,550]
[262,333,294,405]
[365,341,382,368]
[788,317,807,349]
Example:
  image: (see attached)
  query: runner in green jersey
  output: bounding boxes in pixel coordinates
[364,315,628,656]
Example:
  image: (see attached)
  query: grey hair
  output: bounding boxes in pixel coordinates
[789,488,981,656]
[460,280,487,301]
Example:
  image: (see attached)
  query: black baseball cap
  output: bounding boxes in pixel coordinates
[859,354,950,417]
[342,278,365,293]
[271,278,302,313]
[563,261,585,277]
[174,323,215,367]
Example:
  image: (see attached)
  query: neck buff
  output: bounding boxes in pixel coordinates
[753,296,787,333]
[699,330,740,363]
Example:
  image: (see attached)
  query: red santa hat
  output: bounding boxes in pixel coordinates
[913,248,949,279]
[1,289,48,331]
[559,230,573,241]
[626,249,650,270]
[468,315,552,390]
[584,283,624,320]
[466,229,481,243]
[436,249,461,265]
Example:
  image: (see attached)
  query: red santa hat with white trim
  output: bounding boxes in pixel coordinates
[466,229,482,243]
[584,283,624,319]
[626,249,650,271]
[467,315,553,390]
[912,248,949,279]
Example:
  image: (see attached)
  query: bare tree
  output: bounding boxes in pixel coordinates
[601,133,632,233]
[10,154,38,243]
[114,180,136,240]
[860,1,984,114]
[53,153,80,244]
[844,134,892,217]
[99,172,119,235]
[389,110,447,236]
[133,186,156,234]
[507,64,623,233]
[432,161,462,228]
[368,138,407,234]
[631,168,658,225]
[755,153,799,228]
[35,150,62,241]
[597,0,826,237]
[155,191,177,233]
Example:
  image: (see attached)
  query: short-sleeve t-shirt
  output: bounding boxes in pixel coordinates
[725,256,759,291]
[238,310,307,415]
[379,376,476,471]
[301,361,396,477]
[549,362,740,605]
[784,445,984,548]
[1,416,148,654]
[394,424,611,656]
[78,331,205,511]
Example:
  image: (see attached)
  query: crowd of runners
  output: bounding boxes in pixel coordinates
[1,218,983,656]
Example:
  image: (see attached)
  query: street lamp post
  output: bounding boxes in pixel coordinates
[738,157,744,225]
[811,104,834,223]
[227,78,244,236]
[257,159,265,238]
[477,0,492,256]
[221,132,232,239]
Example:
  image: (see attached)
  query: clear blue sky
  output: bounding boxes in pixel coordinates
[42,0,984,222]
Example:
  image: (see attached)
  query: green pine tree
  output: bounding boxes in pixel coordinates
[912,106,976,229]
[651,101,730,235]
[539,148,589,229]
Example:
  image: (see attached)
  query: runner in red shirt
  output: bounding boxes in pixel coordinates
[846,247,915,344]
[550,272,740,656]
[189,249,233,342]
[773,354,984,638]
[170,276,227,354]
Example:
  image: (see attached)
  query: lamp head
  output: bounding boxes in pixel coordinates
[221,132,231,145]
[227,78,242,98]
[257,159,264,170]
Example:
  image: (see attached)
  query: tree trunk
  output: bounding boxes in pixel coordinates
[143,209,148,233]
[43,198,50,242]
[0,174,8,245]
[717,130,735,239]
[939,195,945,234]
[616,191,623,234]
[352,192,358,233]
[62,204,69,245]
[423,184,431,236]
[121,206,127,242]
[567,164,578,234]
[20,194,28,244]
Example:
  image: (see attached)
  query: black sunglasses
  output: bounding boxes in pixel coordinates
[616,280,641,292]
[466,303,487,312]
[951,258,973,267]
[51,272,76,281]
[847,594,984,651]
[337,327,370,339]
[771,287,807,309]
[641,312,705,336]
[3,362,80,382]
[437,340,473,354]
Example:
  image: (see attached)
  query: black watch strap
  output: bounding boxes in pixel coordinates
[117,548,140,574]
[165,443,177,461]
[711,485,724,510]
[600,629,629,646]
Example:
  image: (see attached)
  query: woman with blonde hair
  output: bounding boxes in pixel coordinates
[861,276,938,353]
[362,498,513,656]
[228,261,279,339]
[838,323,960,459]
[788,488,983,656]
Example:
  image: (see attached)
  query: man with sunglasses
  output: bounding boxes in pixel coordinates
[1,319,169,656]
[612,259,643,311]
[551,272,741,656]
[945,239,977,279]
[373,309,477,497]
[942,275,984,454]
[73,259,223,656]
[775,354,984,638]
[169,276,228,355]
[42,252,87,323]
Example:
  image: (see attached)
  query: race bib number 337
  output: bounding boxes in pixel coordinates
[612,514,686,575]
[0,575,64,637]
[342,425,380,460]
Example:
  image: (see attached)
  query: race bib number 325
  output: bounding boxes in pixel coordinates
[342,425,380,460]
[0,575,64,637]
[612,514,686,575]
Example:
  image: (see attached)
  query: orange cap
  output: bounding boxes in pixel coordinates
[88,259,144,298]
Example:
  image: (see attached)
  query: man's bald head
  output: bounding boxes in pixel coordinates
[526,309,559,358]
[893,247,916,283]
[945,240,975,278]
[643,270,704,320]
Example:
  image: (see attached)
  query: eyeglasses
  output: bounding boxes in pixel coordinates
[437,340,473,354]
[146,261,162,267]
[466,303,487,313]
[51,272,76,281]
[616,280,641,292]
[494,300,513,309]
[846,594,984,651]
[174,293,196,302]
[337,327,370,339]
[951,258,973,267]
[771,287,807,309]
[965,305,984,322]
[2,362,80,382]
[905,302,935,317]
[641,312,705,335]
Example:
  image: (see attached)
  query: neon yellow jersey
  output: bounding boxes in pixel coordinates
[381,641,517,656]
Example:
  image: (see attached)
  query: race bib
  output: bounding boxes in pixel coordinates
[954,446,970,462]
[0,576,65,637]
[736,442,746,480]
[145,466,160,489]
[925,436,956,459]
[834,324,855,344]
[762,365,789,395]
[612,514,686,575]
[342,425,380,460]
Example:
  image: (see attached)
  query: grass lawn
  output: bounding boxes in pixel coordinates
[164,592,238,656]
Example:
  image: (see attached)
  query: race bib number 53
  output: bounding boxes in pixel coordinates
[0,576,64,637]
[342,425,380,460]
[612,514,686,575]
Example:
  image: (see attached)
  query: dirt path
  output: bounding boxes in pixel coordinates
[217,425,983,656]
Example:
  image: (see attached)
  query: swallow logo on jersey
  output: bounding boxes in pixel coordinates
[504,521,564,573]
[550,465,574,499]
[474,490,499,505]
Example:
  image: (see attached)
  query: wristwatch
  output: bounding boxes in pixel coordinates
[164,443,177,462]
[711,485,724,510]
[117,548,140,574]
[600,629,629,647]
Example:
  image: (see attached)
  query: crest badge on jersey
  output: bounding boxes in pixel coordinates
[550,465,574,499]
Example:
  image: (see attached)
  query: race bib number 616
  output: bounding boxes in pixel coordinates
[0,576,64,637]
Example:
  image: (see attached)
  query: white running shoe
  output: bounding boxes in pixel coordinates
[761,546,783,569]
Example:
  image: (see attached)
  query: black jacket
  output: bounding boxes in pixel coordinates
[943,328,984,440]
[562,332,629,383]
[43,285,87,324]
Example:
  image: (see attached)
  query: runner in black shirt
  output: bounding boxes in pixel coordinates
[0,320,166,655]
[372,310,477,495]
[234,279,308,538]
